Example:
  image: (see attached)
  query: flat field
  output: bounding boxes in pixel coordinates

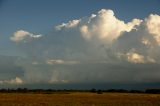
[0,92,159,106]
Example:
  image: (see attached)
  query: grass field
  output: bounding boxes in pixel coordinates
[0,92,159,106]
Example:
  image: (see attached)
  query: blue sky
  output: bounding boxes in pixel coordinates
[0,0,160,88]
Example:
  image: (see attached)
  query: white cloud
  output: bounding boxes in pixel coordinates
[126,19,143,31]
[31,61,39,65]
[118,49,156,64]
[142,38,151,46]
[0,77,23,85]
[46,59,79,65]
[10,30,42,42]
[11,30,30,42]
[146,56,156,63]
[126,49,145,64]
[80,9,142,43]
[54,9,142,43]
[146,14,160,45]
[88,14,97,23]
[48,70,69,84]
[48,79,68,84]
[55,19,81,30]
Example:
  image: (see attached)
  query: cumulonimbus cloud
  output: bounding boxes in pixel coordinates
[8,9,160,84]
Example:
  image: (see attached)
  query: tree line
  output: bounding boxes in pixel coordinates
[0,88,159,94]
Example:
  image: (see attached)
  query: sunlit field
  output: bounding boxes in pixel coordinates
[0,92,159,106]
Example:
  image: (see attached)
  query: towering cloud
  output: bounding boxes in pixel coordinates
[80,9,142,43]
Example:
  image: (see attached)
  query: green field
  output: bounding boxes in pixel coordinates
[0,93,159,106]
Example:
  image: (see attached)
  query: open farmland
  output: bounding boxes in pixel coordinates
[0,93,159,106]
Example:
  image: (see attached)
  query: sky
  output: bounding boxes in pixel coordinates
[0,0,160,89]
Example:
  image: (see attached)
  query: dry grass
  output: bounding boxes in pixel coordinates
[0,92,159,106]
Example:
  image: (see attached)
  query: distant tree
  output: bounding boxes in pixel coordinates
[97,90,103,94]
[145,89,160,94]
[90,88,96,93]
[106,89,128,93]
[129,90,143,93]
